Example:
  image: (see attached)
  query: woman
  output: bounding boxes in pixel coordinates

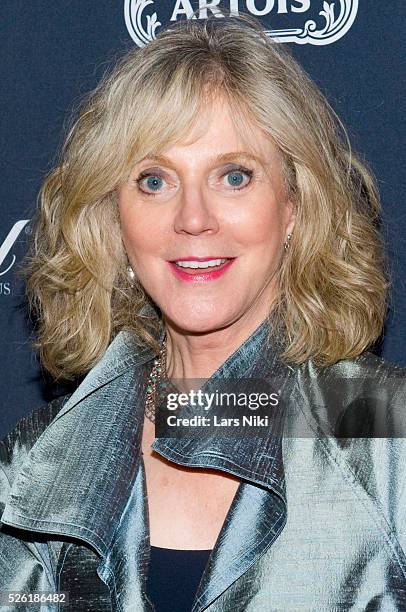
[1,14,405,612]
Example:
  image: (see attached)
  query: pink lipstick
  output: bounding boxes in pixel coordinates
[167,256,236,283]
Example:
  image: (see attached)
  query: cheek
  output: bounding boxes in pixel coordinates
[119,200,164,259]
[231,197,286,249]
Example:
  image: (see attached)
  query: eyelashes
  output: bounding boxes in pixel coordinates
[224,167,254,189]
[135,171,164,196]
[134,165,254,198]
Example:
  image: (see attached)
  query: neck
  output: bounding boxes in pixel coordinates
[163,314,269,380]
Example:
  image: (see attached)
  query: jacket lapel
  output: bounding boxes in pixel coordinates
[1,331,157,559]
[193,481,286,611]
[1,319,295,611]
[150,323,295,611]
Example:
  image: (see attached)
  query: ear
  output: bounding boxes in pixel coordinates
[284,199,296,239]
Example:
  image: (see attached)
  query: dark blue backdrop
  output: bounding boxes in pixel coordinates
[1,1,405,437]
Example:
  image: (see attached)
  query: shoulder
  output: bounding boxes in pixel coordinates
[301,348,406,381]
[0,394,72,493]
[293,352,406,554]
[295,350,406,437]
[332,349,406,383]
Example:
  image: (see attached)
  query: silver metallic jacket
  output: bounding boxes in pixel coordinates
[1,319,406,611]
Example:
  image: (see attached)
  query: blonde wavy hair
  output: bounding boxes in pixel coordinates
[22,14,388,380]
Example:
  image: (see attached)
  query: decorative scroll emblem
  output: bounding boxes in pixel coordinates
[270,0,359,45]
[124,0,162,47]
[124,1,359,47]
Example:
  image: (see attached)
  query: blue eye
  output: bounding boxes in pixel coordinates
[224,167,253,190]
[227,171,245,187]
[145,176,163,191]
[135,172,166,196]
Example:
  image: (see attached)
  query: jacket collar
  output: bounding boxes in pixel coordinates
[152,319,292,500]
[1,318,295,562]
[1,330,157,557]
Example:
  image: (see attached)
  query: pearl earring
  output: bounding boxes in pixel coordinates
[284,233,292,252]
[126,265,135,282]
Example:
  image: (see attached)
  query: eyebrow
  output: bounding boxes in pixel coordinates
[138,151,266,167]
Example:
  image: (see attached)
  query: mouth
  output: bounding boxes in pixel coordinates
[167,257,236,282]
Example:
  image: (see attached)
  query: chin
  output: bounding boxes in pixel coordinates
[163,307,234,336]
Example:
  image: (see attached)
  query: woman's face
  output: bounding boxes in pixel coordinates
[117,97,295,334]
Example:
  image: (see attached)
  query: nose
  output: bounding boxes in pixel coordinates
[173,183,219,236]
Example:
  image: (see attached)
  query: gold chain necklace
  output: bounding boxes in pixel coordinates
[144,339,167,424]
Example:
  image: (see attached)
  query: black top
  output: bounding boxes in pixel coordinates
[146,545,212,612]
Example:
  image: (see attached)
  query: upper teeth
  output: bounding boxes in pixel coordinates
[175,258,227,269]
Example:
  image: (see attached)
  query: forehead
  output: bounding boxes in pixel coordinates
[142,95,281,167]
[182,97,277,157]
